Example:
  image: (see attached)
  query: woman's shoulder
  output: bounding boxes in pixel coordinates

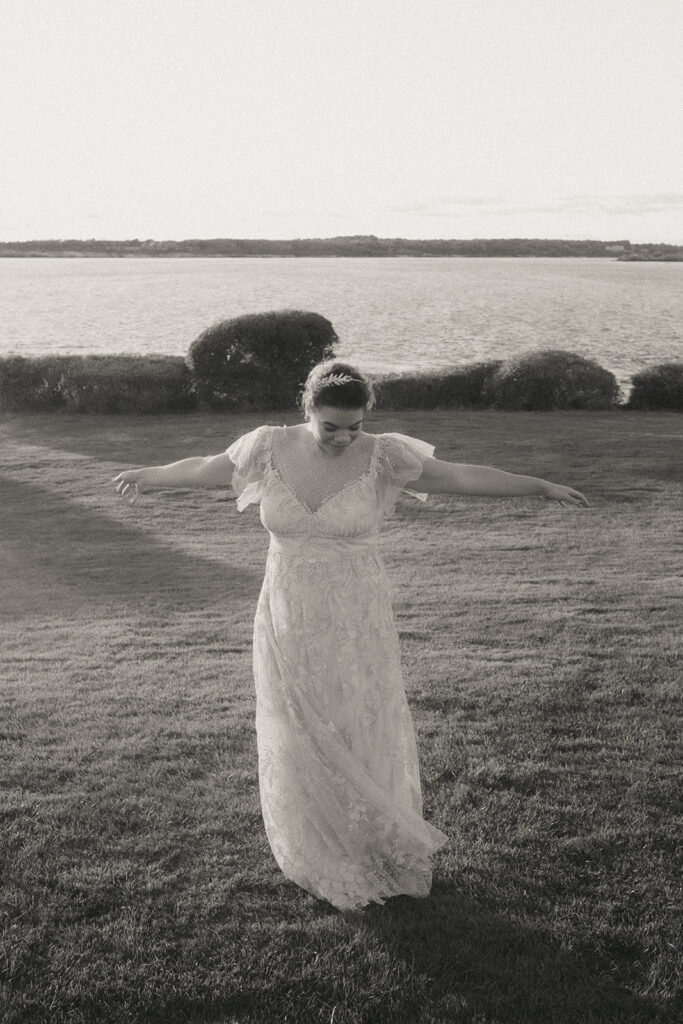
[373,431,435,458]
[227,423,279,462]
[273,423,311,453]
[280,423,307,440]
[237,423,283,442]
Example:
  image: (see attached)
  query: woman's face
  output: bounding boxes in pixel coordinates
[307,405,365,455]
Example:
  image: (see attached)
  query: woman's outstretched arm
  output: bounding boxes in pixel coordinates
[410,458,588,508]
[112,451,235,501]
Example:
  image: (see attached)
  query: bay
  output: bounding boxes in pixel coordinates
[1,257,681,392]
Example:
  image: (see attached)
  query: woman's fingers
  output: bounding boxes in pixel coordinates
[560,488,588,508]
[548,484,589,508]
[112,473,140,503]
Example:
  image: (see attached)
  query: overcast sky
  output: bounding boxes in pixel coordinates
[2,0,682,243]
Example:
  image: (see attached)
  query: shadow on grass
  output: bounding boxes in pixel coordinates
[1,476,261,619]
[75,880,671,1024]
[359,882,670,1024]
[192,884,671,1024]
[5,884,673,1024]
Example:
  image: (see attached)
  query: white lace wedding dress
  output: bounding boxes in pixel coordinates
[228,425,448,910]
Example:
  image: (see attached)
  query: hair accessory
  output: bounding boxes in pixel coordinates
[319,373,363,388]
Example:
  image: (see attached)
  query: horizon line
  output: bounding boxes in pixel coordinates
[2,234,682,247]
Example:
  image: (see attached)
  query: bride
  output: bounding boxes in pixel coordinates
[114,360,587,910]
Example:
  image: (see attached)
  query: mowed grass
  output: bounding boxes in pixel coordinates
[0,408,681,1024]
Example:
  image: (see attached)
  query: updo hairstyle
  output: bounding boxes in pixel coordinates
[299,361,376,420]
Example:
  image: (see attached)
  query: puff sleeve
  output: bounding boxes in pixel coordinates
[226,425,274,511]
[376,432,435,514]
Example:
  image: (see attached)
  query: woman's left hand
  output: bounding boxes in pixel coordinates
[112,469,144,503]
[542,482,589,508]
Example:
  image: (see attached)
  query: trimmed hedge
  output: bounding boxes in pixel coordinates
[485,350,621,411]
[373,362,502,410]
[0,356,66,411]
[2,348,682,413]
[187,309,337,410]
[0,355,194,414]
[627,362,683,411]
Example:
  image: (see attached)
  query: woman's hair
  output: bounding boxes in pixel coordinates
[299,361,376,418]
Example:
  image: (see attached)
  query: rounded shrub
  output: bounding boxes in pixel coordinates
[627,363,683,411]
[186,309,337,410]
[486,349,620,411]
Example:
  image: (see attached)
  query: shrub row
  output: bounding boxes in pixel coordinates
[374,351,627,411]
[0,355,194,413]
[2,352,681,413]
[1,307,680,413]
[373,362,502,410]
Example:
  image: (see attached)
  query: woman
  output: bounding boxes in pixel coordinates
[113,360,587,911]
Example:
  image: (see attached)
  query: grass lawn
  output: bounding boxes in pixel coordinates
[1,408,681,1024]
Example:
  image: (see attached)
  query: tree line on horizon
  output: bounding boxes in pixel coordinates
[1,235,681,259]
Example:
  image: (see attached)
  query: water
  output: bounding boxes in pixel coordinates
[1,257,681,391]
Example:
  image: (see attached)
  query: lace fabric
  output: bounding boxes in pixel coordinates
[226,425,273,511]
[270,428,378,514]
[228,425,447,909]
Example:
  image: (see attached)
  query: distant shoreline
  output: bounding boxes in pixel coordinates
[3,254,683,261]
[2,254,682,262]
[1,235,682,260]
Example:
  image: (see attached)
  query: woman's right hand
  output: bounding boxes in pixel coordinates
[112,469,144,503]
[542,481,589,508]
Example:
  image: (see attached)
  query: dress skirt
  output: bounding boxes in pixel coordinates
[252,534,448,910]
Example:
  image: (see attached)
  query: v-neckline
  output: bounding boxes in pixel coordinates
[269,431,379,516]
